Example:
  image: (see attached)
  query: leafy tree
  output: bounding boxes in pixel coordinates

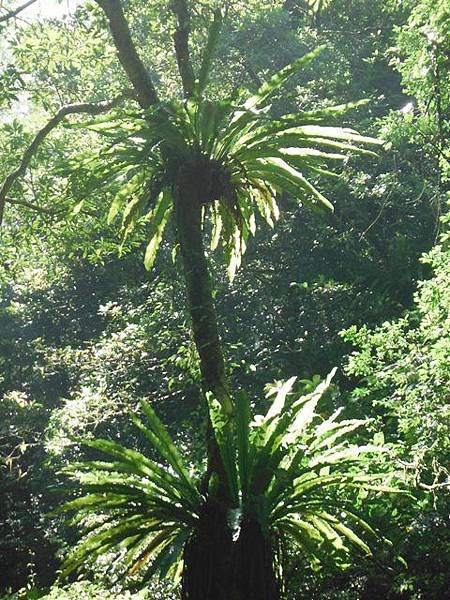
[393,0,449,177]
[344,209,450,491]
[340,211,450,598]
[0,0,384,597]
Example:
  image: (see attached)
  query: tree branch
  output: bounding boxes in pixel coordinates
[420,480,450,491]
[0,0,38,25]
[6,197,63,214]
[171,0,195,98]
[94,0,159,109]
[0,91,133,228]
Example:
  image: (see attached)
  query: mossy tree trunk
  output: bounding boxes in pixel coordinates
[173,176,231,415]
[174,171,279,600]
[174,171,234,600]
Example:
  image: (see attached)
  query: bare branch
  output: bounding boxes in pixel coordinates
[6,197,62,214]
[171,0,195,98]
[0,91,133,228]
[420,481,450,491]
[94,0,159,109]
[0,0,38,25]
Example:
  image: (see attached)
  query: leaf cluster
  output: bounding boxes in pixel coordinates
[57,371,399,586]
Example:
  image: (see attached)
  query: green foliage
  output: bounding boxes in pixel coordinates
[58,372,398,587]
[0,580,168,599]
[56,400,202,585]
[0,257,200,591]
[393,0,449,120]
[343,208,450,487]
[196,9,223,97]
[339,210,450,600]
[209,370,398,571]
[1,0,448,597]
[61,47,379,279]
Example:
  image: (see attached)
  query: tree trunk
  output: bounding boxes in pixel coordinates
[174,174,279,599]
[181,499,234,600]
[232,517,280,600]
[173,175,235,599]
[173,175,232,416]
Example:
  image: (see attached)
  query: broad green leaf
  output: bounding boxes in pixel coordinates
[143,190,173,271]
[244,46,327,110]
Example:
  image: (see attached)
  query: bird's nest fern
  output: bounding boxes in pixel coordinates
[55,370,400,587]
[61,44,381,279]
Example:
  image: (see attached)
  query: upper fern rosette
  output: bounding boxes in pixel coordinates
[63,42,381,279]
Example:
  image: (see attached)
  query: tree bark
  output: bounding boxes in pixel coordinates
[173,175,232,416]
[94,0,158,109]
[171,0,196,99]
[174,173,280,600]
[232,517,280,600]
[181,499,234,600]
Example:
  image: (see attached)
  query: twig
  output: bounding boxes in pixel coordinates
[420,480,450,491]
[0,0,38,24]
[358,185,394,241]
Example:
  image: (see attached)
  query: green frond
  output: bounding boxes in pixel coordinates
[107,171,146,225]
[57,400,202,585]
[136,400,198,492]
[196,9,224,98]
[143,190,173,271]
[244,45,327,111]
[207,392,239,504]
[206,368,399,563]
[235,390,252,499]
[295,125,383,145]
[62,43,379,280]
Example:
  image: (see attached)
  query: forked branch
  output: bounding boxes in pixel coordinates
[0,91,133,227]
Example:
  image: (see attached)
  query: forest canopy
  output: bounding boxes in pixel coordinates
[0,0,449,599]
